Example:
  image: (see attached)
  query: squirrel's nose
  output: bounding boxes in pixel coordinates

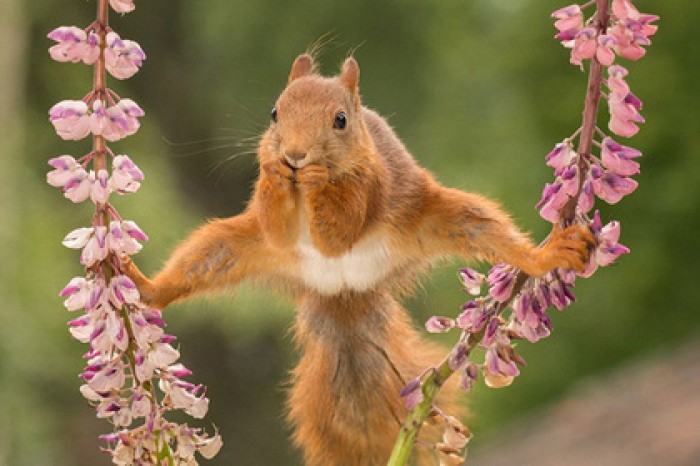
[285,151,307,168]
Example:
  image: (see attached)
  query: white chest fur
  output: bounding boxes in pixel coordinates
[296,212,393,295]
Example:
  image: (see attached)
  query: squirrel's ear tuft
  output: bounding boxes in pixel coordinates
[339,57,360,93]
[288,54,315,84]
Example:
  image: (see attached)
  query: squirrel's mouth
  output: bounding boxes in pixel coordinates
[284,156,307,170]
[283,159,298,172]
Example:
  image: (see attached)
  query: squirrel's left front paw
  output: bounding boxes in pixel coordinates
[542,224,596,273]
[296,164,330,191]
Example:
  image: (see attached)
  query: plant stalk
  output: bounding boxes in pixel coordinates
[385,2,610,465]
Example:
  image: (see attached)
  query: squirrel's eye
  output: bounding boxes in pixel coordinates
[270,107,278,123]
[333,112,347,130]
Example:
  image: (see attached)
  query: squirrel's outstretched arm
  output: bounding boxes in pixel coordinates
[419,185,593,276]
[123,211,278,308]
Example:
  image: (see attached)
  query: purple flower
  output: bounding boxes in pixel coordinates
[592,170,638,204]
[88,362,126,392]
[483,345,521,388]
[580,211,630,277]
[60,277,93,311]
[459,267,484,295]
[561,165,580,197]
[487,265,516,302]
[459,363,478,392]
[48,26,99,65]
[456,300,489,332]
[400,377,424,410]
[110,0,135,14]
[601,137,641,176]
[448,342,470,371]
[91,169,111,204]
[47,155,79,188]
[49,100,91,141]
[548,278,576,310]
[105,31,146,80]
[108,220,148,256]
[607,65,645,138]
[425,316,456,333]
[109,275,140,308]
[110,155,144,194]
[537,182,569,223]
[552,5,583,33]
[80,226,109,266]
[545,142,576,171]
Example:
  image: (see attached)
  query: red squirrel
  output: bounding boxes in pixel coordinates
[123,54,593,465]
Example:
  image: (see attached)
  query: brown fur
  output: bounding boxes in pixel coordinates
[123,54,592,465]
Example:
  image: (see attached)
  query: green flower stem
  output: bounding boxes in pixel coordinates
[385,358,454,466]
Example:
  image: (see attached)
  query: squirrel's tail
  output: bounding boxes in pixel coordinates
[288,290,459,466]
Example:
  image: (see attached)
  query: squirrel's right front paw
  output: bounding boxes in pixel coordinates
[262,160,296,191]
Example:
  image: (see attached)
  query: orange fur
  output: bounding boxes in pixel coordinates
[123,54,592,465]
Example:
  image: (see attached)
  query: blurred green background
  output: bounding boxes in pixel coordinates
[1,0,698,465]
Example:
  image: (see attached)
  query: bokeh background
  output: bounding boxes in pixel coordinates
[1,1,699,465]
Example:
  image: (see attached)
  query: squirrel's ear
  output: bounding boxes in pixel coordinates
[288,54,314,84]
[339,57,360,94]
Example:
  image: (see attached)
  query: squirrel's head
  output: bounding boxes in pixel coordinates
[259,54,373,174]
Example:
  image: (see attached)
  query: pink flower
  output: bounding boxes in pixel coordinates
[88,362,126,392]
[109,275,140,307]
[167,363,193,379]
[60,277,93,311]
[484,345,520,388]
[545,141,576,172]
[456,300,489,332]
[64,169,92,203]
[134,349,155,381]
[400,378,424,410]
[89,99,144,141]
[49,100,91,140]
[47,155,80,188]
[548,278,576,310]
[110,155,144,194]
[448,343,469,371]
[607,65,644,138]
[90,100,125,141]
[197,431,224,459]
[48,26,99,65]
[551,5,583,33]
[80,225,109,266]
[601,137,641,176]
[560,165,579,197]
[592,170,638,204]
[596,34,618,65]
[105,32,146,79]
[62,226,94,249]
[487,265,516,302]
[612,0,659,37]
[459,267,484,295]
[117,98,145,132]
[570,27,597,66]
[91,169,111,204]
[425,316,456,333]
[537,182,569,223]
[580,211,630,277]
[459,363,478,392]
[110,0,135,14]
[109,220,148,256]
[609,24,647,61]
